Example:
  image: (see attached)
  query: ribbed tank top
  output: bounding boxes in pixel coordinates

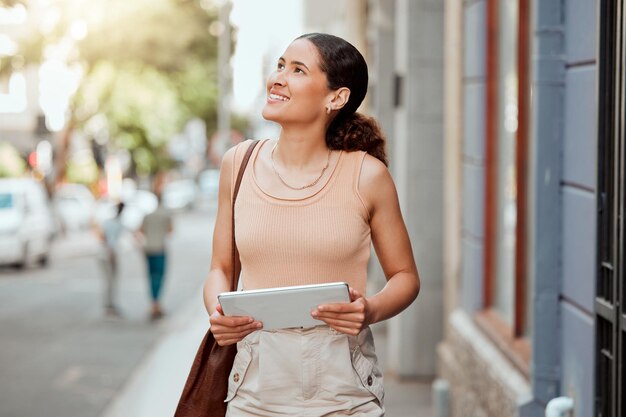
[232,139,372,295]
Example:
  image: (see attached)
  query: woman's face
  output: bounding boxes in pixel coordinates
[262,39,333,126]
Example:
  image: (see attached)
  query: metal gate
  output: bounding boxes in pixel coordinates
[596,1,626,416]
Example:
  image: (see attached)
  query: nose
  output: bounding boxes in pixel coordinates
[268,70,286,87]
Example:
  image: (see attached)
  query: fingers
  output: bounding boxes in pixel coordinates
[316,297,366,314]
[213,323,262,345]
[212,321,263,346]
[210,308,263,346]
[349,287,363,302]
[215,332,255,346]
[312,305,366,336]
[312,310,365,323]
[313,292,369,336]
[211,319,262,333]
[210,313,257,328]
[217,338,244,346]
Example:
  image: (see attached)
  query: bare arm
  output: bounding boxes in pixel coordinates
[203,143,262,345]
[313,155,420,334]
[202,147,236,314]
[362,156,420,324]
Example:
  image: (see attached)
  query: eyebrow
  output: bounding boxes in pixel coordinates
[279,57,310,71]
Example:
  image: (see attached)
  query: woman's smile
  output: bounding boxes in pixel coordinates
[267,91,290,103]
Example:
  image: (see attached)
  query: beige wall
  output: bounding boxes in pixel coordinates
[442,0,464,334]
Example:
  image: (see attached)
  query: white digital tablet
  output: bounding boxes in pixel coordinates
[218,282,350,330]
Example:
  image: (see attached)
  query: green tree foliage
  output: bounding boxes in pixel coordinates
[79,62,184,175]
[76,0,221,175]
[0,142,26,178]
[4,0,231,177]
[77,0,218,73]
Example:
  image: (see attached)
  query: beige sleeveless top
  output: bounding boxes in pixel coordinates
[232,139,372,295]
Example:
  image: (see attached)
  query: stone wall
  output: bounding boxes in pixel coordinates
[437,310,530,417]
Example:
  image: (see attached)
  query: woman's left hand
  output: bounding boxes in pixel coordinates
[311,287,373,335]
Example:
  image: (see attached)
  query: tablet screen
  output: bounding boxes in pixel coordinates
[218,282,350,330]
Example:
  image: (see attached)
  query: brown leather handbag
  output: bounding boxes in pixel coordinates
[174,140,260,417]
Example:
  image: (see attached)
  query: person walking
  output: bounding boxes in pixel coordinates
[97,201,126,317]
[140,190,173,320]
[205,33,421,416]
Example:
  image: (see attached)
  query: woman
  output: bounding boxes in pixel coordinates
[205,33,420,416]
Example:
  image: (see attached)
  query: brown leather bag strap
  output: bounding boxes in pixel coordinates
[230,140,260,292]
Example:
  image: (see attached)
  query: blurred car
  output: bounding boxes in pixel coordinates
[53,183,95,233]
[0,178,56,268]
[197,169,220,200]
[196,169,220,209]
[162,179,198,210]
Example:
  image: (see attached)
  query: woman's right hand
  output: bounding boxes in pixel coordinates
[209,304,263,346]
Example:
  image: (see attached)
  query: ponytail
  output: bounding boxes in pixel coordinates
[295,33,387,165]
[326,112,388,166]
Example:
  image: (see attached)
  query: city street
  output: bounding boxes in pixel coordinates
[0,206,216,417]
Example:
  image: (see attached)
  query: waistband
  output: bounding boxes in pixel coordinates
[237,325,375,354]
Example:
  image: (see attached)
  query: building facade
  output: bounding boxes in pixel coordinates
[370,0,606,416]
[367,0,445,378]
[437,0,600,416]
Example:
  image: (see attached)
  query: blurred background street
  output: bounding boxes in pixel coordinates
[0,206,216,417]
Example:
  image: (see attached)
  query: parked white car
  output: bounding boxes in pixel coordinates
[0,178,56,268]
[195,169,220,208]
[198,169,220,197]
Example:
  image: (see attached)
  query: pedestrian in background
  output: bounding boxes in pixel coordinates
[96,201,126,317]
[204,33,421,416]
[140,176,173,320]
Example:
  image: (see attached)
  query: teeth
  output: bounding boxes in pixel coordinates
[269,93,289,101]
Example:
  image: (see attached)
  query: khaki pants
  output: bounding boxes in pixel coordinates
[225,326,385,416]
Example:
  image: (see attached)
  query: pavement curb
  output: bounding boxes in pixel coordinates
[99,288,208,417]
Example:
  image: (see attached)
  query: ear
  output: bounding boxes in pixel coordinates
[329,87,351,111]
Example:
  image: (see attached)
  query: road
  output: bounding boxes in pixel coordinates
[0,207,216,417]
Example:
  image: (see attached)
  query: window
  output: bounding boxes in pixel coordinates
[595,1,625,415]
[0,193,13,209]
[477,0,531,375]
[493,0,519,329]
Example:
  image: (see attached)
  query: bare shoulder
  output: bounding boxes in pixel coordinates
[358,153,398,213]
[359,153,391,184]
[220,140,256,173]
[221,146,236,170]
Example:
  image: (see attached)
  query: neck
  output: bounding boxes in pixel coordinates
[276,126,329,169]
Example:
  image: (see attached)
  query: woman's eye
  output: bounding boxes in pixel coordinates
[277,62,285,70]
[294,67,304,74]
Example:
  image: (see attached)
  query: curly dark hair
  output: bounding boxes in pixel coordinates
[297,33,388,166]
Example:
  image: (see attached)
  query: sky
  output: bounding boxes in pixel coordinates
[230,0,304,114]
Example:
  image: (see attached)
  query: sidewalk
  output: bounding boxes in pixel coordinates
[100,293,434,417]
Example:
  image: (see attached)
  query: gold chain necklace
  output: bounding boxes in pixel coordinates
[270,143,331,191]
